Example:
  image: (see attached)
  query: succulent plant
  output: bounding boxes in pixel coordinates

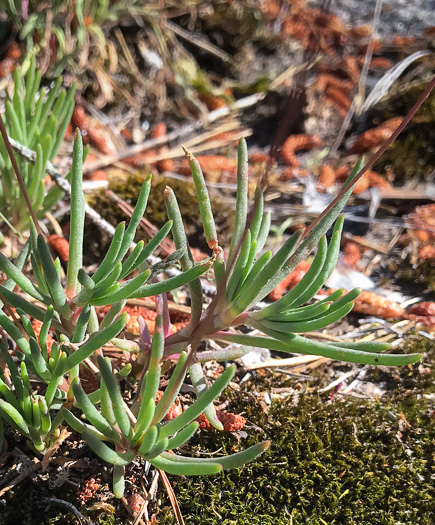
[0,57,76,229]
[0,131,269,497]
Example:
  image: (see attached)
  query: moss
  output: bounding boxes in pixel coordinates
[157,340,435,524]
[389,257,435,292]
[373,80,435,183]
[85,172,233,264]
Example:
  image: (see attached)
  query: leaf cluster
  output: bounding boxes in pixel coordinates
[0,58,75,229]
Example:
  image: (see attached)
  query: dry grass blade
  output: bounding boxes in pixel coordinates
[246,354,324,371]
[41,428,71,470]
[158,468,185,525]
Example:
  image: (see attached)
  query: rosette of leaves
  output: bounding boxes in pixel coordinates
[150,140,420,430]
[0,57,76,229]
[0,130,268,496]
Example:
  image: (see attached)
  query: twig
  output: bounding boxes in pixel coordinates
[132,469,160,525]
[317,369,361,393]
[0,116,42,234]
[0,459,41,497]
[43,497,94,525]
[330,0,384,156]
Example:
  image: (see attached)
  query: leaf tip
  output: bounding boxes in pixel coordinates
[182,145,195,162]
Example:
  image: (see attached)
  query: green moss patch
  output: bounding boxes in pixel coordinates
[157,340,435,524]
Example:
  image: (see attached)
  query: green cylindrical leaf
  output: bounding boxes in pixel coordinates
[73,382,121,443]
[131,262,212,299]
[113,465,125,498]
[158,365,236,440]
[90,270,151,306]
[66,130,85,298]
[62,313,127,373]
[150,455,222,476]
[228,138,249,265]
[97,356,133,441]
[117,177,152,261]
[92,222,125,283]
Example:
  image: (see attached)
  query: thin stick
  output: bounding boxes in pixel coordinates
[303,74,435,240]
[0,116,42,234]
[0,460,41,497]
[158,469,185,525]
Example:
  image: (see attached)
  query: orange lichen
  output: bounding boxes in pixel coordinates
[351,175,370,194]
[338,56,361,81]
[279,167,309,181]
[408,204,435,243]
[196,411,246,431]
[392,35,417,47]
[358,39,383,54]
[77,477,102,505]
[30,319,54,357]
[365,56,394,69]
[352,291,404,318]
[249,153,274,164]
[318,165,336,188]
[281,134,323,167]
[0,41,21,78]
[418,244,435,260]
[315,73,354,94]
[120,128,133,140]
[0,58,16,78]
[64,122,73,140]
[334,165,351,180]
[47,234,70,262]
[350,118,403,154]
[343,242,362,266]
[199,93,227,111]
[84,170,108,181]
[347,25,372,38]
[155,390,183,421]
[407,302,435,317]
[178,155,237,179]
[325,85,352,111]
[72,106,112,154]
[127,494,146,513]
[365,170,392,190]
[96,305,190,336]
[123,149,157,168]
[151,122,167,139]
[5,41,21,60]
[156,146,174,173]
